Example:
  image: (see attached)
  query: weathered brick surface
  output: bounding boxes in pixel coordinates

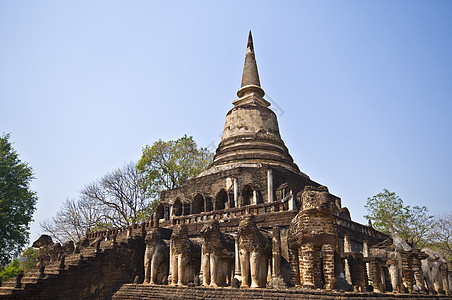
[0,233,145,300]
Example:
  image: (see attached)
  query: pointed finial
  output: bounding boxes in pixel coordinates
[247,30,254,52]
[237,31,265,99]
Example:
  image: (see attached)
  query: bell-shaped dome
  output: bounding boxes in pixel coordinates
[201,32,301,176]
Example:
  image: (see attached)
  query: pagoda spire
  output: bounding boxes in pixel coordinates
[237,31,265,99]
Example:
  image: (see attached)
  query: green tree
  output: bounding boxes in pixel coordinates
[0,247,38,281]
[397,205,434,248]
[427,212,452,260]
[364,189,406,235]
[19,247,38,273]
[0,134,37,268]
[364,189,433,247]
[0,259,20,281]
[137,135,213,201]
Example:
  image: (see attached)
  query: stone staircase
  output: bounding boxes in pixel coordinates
[113,284,451,300]
[0,246,104,299]
[0,231,141,299]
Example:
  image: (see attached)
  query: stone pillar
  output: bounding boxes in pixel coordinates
[344,235,352,252]
[322,244,336,290]
[289,247,300,286]
[401,253,414,293]
[300,244,321,288]
[441,265,449,295]
[252,190,258,205]
[448,262,452,295]
[271,226,286,288]
[234,178,239,207]
[348,253,368,292]
[234,235,241,279]
[272,227,281,278]
[267,169,273,203]
[413,256,426,293]
[288,193,295,210]
[343,235,352,285]
[363,241,371,286]
[168,240,173,283]
[199,244,205,285]
[370,260,384,293]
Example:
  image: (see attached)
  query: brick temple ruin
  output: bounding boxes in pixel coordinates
[1,32,451,299]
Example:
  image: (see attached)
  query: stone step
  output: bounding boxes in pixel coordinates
[0,241,132,299]
[0,282,16,288]
[112,284,451,300]
[0,287,23,296]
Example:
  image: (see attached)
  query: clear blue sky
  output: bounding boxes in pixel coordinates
[1,1,451,243]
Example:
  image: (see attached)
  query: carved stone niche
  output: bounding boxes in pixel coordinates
[200,220,235,287]
[237,215,272,288]
[276,183,289,201]
[288,185,339,290]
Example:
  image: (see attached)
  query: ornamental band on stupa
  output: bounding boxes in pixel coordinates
[1,32,450,299]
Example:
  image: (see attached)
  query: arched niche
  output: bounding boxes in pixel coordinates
[215,189,228,211]
[173,198,182,217]
[205,197,213,212]
[183,202,190,216]
[192,194,204,214]
[241,184,253,206]
[156,202,165,220]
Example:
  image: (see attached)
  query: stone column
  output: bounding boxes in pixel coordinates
[322,244,336,290]
[441,265,449,295]
[234,234,241,279]
[252,190,258,205]
[267,169,273,203]
[288,193,295,210]
[234,178,239,207]
[272,227,281,278]
[363,241,371,285]
[401,253,414,293]
[349,253,368,292]
[168,240,173,284]
[370,260,384,293]
[199,244,205,285]
[343,235,352,285]
[289,247,300,286]
[300,244,321,288]
[344,235,352,252]
[413,256,426,293]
